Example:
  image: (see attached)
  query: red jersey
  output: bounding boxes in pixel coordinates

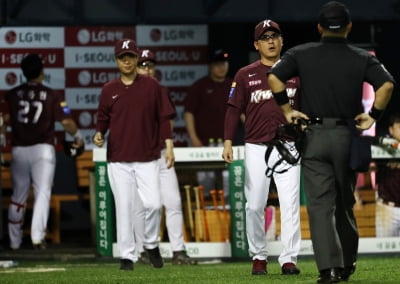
[161,85,176,148]
[184,75,233,145]
[225,60,300,143]
[96,75,175,162]
[4,82,70,146]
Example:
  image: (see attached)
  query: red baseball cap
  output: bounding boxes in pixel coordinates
[138,49,156,64]
[114,38,140,57]
[254,19,281,40]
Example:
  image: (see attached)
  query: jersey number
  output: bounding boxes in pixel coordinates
[17,100,43,124]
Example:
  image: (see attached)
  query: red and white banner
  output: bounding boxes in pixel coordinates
[0,25,208,149]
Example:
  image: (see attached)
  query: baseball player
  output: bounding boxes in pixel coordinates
[184,49,232,147]
[375,112,400,237]
[222,20,301,275]
[2,54,84,250]
[93,39,175,271]
[184,49,233,196]
[133,49,197,265]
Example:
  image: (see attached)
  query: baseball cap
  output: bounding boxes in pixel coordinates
[114,38,140,57]
[138,49,156,64]
[319,1,351,30]
[254,19,281,41]
[209,49,229,63]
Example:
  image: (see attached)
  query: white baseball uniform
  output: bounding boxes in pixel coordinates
[95,73,174,262]
[8,144,55,248]
[134,148,185,255]
[224,60,301,266]
[4,77,74,249]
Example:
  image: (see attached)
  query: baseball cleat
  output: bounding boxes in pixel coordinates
[171,251,197,265]
[120,259,134,271]
[281,262,301,275]
[146,247,164,268]
[32,240,46,250]
[252,259,267,275]
[138,251,151,265]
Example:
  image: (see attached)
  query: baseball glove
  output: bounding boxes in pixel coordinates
[62,140,85,157]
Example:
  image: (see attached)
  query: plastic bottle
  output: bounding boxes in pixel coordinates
[208,138,215,147]
[217,138,223,147]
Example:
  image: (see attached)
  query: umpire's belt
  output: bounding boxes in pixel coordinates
[307,117,348,127]
[377,198,400,208]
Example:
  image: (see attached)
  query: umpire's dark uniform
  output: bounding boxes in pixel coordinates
[269,5,395,281]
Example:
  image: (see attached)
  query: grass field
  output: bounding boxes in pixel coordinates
[1,255,400,284]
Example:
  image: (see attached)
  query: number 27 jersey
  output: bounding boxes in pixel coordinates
[4,82,70,146]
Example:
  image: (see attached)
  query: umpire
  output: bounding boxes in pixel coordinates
[268,1,395,283]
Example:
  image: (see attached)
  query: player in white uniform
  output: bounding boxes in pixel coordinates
[222,20,301,275]
[134,49,196,265]
[2,54,84,250]
[94,39,176,271]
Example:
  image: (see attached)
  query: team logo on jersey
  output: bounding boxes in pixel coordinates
[249,80,262,86]
[250,89,273,103]
[228,82,237,98]
[60,101,71,115]
[250,88,297,104]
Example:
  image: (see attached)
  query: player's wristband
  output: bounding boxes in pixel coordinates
[368,106,384,121]
[272,89,289,106]
[74,130,83,140]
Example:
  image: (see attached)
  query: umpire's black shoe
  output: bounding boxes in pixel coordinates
[120,259,133,271]
[341,263,356,281]
[146,247,164,268]
[317,268,341,283]
[281,262,301,275]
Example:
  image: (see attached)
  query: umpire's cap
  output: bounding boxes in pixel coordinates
[319,1,351,30]
[21,54,43,81]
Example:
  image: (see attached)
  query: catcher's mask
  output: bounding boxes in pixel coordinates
[264,120,307,177]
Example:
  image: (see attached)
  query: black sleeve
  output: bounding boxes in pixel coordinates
[364,54,396,90]
[268,48,299,82]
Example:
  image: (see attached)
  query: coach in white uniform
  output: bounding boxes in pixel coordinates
[134,49,196,265]
[94,39,175,271]
[222,20,301,275]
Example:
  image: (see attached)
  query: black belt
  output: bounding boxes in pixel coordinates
[307,118,348,126]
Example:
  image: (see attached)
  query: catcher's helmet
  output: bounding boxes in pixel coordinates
[264,120,307,177]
